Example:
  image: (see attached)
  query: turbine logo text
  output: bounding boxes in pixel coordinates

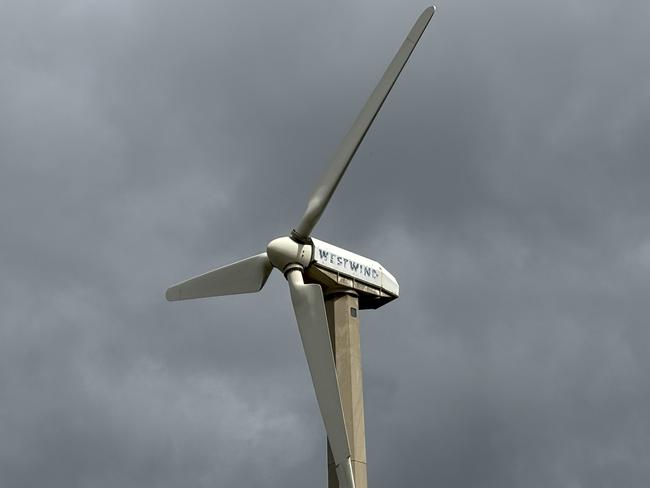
[315,246,380,281]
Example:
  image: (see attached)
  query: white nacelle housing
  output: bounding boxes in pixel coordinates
[310,238,399,298]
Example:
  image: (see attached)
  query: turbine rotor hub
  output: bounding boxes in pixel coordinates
[266,236,313,273]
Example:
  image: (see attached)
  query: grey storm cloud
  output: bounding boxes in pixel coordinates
[2,0,650,487]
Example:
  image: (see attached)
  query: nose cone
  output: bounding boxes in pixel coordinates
[266,236,313,272]
[266,237,287,269]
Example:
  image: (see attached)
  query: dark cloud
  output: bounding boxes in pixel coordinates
[2,0,650,487]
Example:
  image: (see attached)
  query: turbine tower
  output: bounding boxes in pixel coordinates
[165,7,435,488]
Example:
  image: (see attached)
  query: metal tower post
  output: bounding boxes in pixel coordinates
[326,292,367,488]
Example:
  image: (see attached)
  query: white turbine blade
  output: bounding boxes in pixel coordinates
[286,269,355,488]
[166,253,272,301]
[292,6,435,240]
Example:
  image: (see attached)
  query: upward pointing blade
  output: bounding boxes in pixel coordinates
[286,269,355,488]
[292,6,435,241]
[165,253,272,301]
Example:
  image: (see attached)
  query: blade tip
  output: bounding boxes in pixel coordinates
[165,287,179,301]
[407,6,436,43]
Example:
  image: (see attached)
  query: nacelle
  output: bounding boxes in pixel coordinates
[307,238,399,309]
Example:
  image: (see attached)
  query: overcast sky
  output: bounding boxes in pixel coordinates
[2,0,650,487]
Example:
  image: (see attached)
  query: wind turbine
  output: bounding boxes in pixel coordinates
[166,7,435,488]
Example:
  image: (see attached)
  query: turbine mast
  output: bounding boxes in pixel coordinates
[326,293,367,488]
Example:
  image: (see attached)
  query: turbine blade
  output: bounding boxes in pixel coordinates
[292,6,435,241]
[286,269,355,488]
[166,253,272,301]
